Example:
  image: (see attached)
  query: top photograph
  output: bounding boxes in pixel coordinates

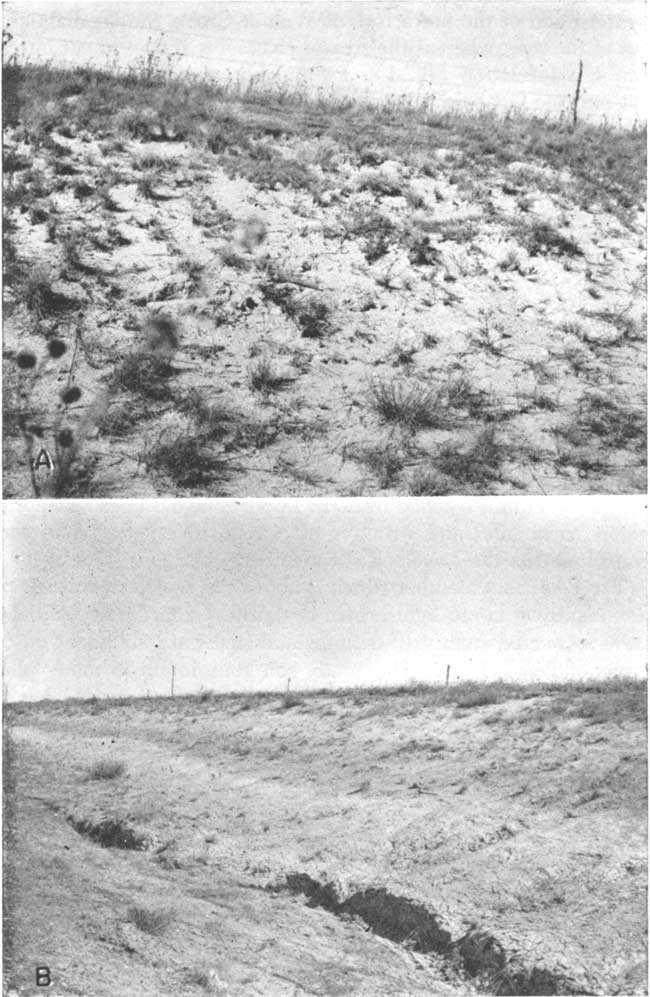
[2,0,646,499]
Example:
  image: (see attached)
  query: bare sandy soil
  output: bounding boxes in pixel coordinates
[4,683,647,996]
[3,97,646,498]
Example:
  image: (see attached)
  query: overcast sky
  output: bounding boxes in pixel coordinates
[3,498,646,701]
[4,1,646,122]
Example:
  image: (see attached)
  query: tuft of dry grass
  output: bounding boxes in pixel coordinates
[126,905,174,936]
[86,759,125,780]
[111,353,174,402]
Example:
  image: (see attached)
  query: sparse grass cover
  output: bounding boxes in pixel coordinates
[2,49,645,499]
[8,677,644,997]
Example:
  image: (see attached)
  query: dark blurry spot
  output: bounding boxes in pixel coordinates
[16,351,37,370]
[57,428,74,448]
[61,385,82,404]
[48,338,67,358]
[146,315,179,355]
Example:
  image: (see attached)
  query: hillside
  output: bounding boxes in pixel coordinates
[2,64,647,497]
[4,679,647,996]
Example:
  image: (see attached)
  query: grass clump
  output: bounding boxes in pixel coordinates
[417,217,479,244]
[281,691,305,709]
[260,282,333,339]
[369,378,449,430]
[293,296,333,339]
[112,353,174,402]
[454,687,504,709]
[357,170,405,197]
[87,759,125,780]
[183,969,214,990]
[175,388,239,440]
[145,432,230,491]
[435,427,505,489]
[577,391,646,451]
[512,220,582,258]
[408,468,452,496]
[248,356,292,393]
[223,149,318,194]
[126,906,173,936]
[345,440,405,489]
[344,206,399,263]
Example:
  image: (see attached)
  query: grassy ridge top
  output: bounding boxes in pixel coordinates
[3,57,646,499]
[8,676,647,723]
[4,61,647,216]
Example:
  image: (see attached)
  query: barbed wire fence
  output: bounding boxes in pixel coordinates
[3,9,645,123]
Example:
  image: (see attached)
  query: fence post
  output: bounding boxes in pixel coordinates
[171,665,175,697]
[445,665,450,687]
[572,60,583,128]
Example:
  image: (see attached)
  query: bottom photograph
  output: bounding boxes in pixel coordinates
[3,498,647,997]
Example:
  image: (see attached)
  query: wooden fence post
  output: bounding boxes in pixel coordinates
[572,60,584,128]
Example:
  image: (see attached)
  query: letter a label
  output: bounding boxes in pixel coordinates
[33,448,54,472]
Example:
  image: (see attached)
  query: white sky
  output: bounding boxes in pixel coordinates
[3,1,647,122]
[3,498,646,701]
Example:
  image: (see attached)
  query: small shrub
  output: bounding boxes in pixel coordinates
[87,760,125,781]
[126,906,173,936]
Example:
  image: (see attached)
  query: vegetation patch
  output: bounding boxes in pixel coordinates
[86,760,125,780]
[126,906,174,936]
[111,353,175,402]
[144,432,230,490]
[68,816,148,850]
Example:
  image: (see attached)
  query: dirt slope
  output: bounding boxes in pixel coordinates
[3,74,646,497]
[4,683,647,996]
